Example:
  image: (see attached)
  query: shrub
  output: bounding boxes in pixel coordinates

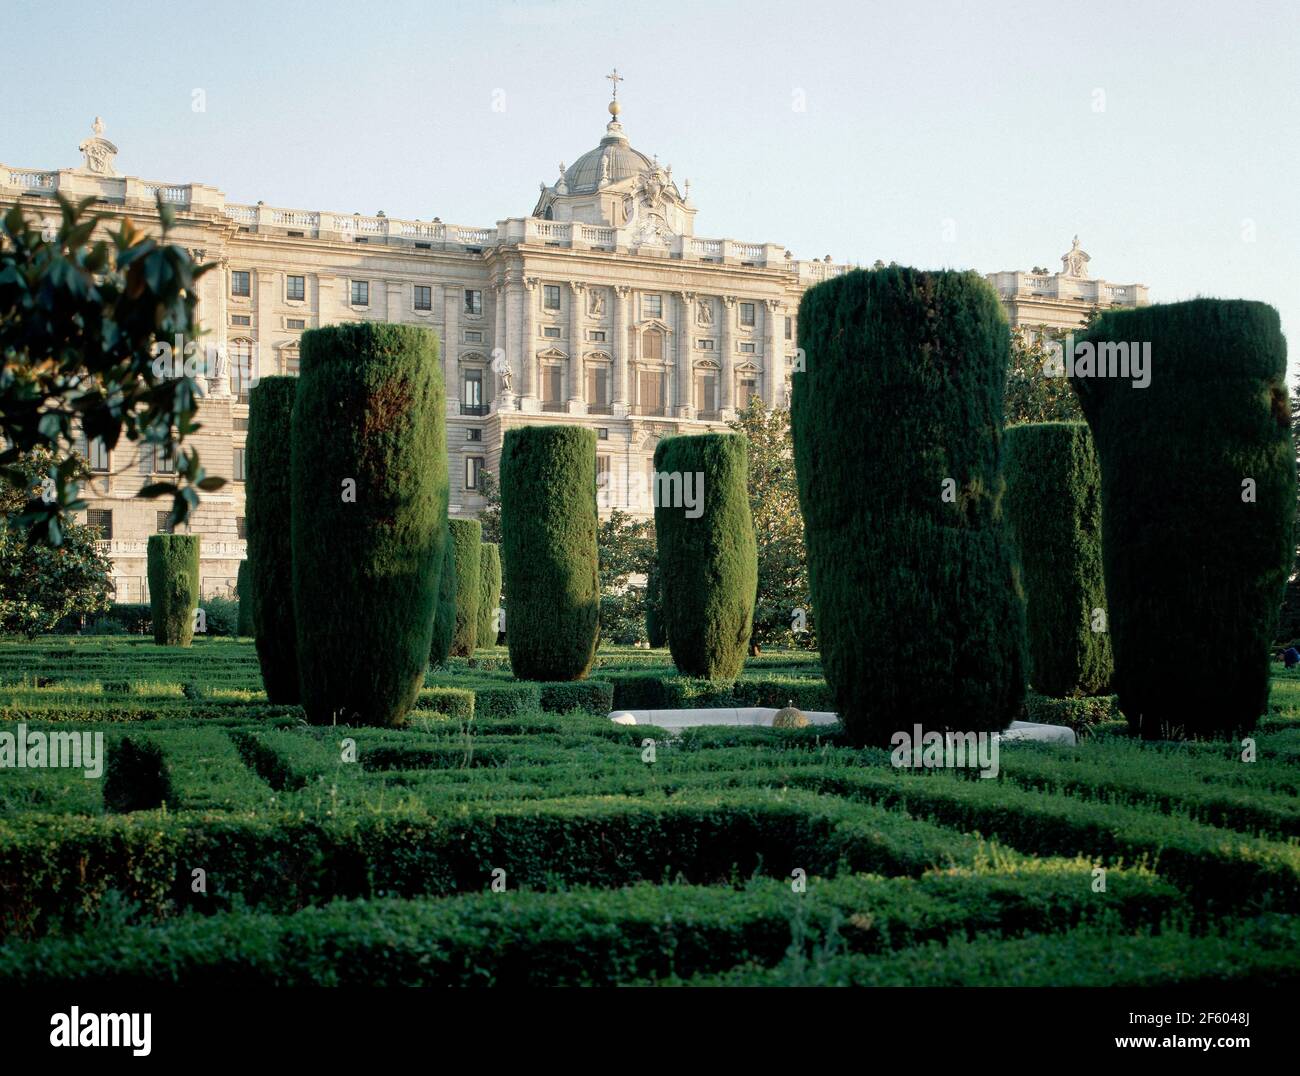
[1070,299,1295,738]
[291,323,447,726]
[447,519,482,657]
[477,543,501,649]
[429,520,456,667]
[537,680,614,715]
[653,432,757,680]
[146,535,200,647]
[246,376,299,703]
[792,266,1027,746]
[235,560,254,637]
[1003,422,1112,696]
[644,564,666,648]
[102,737,174,813]
[200,595,239,638]
[499,426,599,680]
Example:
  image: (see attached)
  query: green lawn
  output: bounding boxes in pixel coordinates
[0,636,1297,986]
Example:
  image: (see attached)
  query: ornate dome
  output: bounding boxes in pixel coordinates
[562,116,655,194]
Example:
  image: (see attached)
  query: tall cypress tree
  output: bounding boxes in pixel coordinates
[499,426,599,680]
[291,323,447,726]
[477,542,502,649]
[147,534,200,647]
[246,375,299,702]
[653,432,757,680]
[448,518,482,657]
[1071,299,1294,738]
[792,266,1027,746]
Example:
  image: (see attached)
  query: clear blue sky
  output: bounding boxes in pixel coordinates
[4,0,1298,374]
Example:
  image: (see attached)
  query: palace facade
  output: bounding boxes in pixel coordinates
[0,96,1149,602]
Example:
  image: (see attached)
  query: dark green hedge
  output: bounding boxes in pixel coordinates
[429,519,456,666]
[653,432,757,680]
[1003,422,1112,697]
[499,426,599,680]
[246,375,299,703]
[146,535,200,647]
[448,519,482,657]
[290,323,447,726]
[607,672,834,713]
[476,543,501,649]
[1070,299,1295,739]
[792,266,1027,745]
[235,561,254,637]
[644,564,666,648]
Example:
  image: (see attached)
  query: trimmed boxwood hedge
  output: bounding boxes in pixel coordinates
[448,519,482,657]
[146,535,200,647]
[245,375,299,702]
[653,432,757,680]
[792,266,1027,746]
[476,543,501,650]
[290,323,447,727]
[1003,422,1112,697]
[499,426,599,680]
[429,520,456,666]
[1070,299,1295,739]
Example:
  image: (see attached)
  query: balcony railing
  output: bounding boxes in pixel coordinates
[541,401,566,413]
[696,410,722,421]
[586,403,613,415]
[631,404,666,417]
[460,402,489,417]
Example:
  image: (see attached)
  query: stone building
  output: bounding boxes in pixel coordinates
[0,90,1148,602]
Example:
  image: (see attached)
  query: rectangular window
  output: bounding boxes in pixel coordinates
[638,370,665,414]
[138,443,174,475]
[234,417,249,431]
[89,437,109,473]
[543,285,561,311]
[464,330,483,343]
[465,456,483,490]
[463,369,484,409]
[739,302,755,327]
[233,447,246,482]
[236,517,247,540]
[286,275,305,301]
[596,454,610,490]
[642,332,663,362]
[597,427,608,440]
[543,326,561,338]
[229,345,253,402]
[785,316,793,341]
[414,285,432,311]
[231,314,251,326]
[543,366,563,407]
[739,341,756,353]
[231,270,250,297]
[465,289,483,315]
[698,338,714,350]
[350,280,369,306]
[287,318,305,330]
[87,509,112,540]
[466,428,482,442]
[740,377,758,404]
[587,366,609,408]
[156,511,174,535]
[285,352,300,376]
[589,330,606,342]
[643,294,663,319]
[697,372,718,415]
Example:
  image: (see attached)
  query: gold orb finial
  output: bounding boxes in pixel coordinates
[608,99,621,117]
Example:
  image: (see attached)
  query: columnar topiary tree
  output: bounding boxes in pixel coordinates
[235,559,254,637]
[792,266,1027,746]
[291,323,447,726]
[146,534,200,647]
[429,519,456,666]
[1070,299,1294,739]
[653,432,757,680]
[645,563,666,648]
[1003,422,1112,697]
[477,542,501,649]
[246,375,299,702]
[499,426,599,680]
[448,518,482,657]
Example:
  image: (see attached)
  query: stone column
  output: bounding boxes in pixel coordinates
[254,269,275,385]
[443,283,462,415]
[764,299,782,410]
[612,285,630,416]
[520,277,539,413]
[567,280,585,413]
[720,295,736,417]
[492,281,508,411]
[385,279,404,323]
[676,291,694,418]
